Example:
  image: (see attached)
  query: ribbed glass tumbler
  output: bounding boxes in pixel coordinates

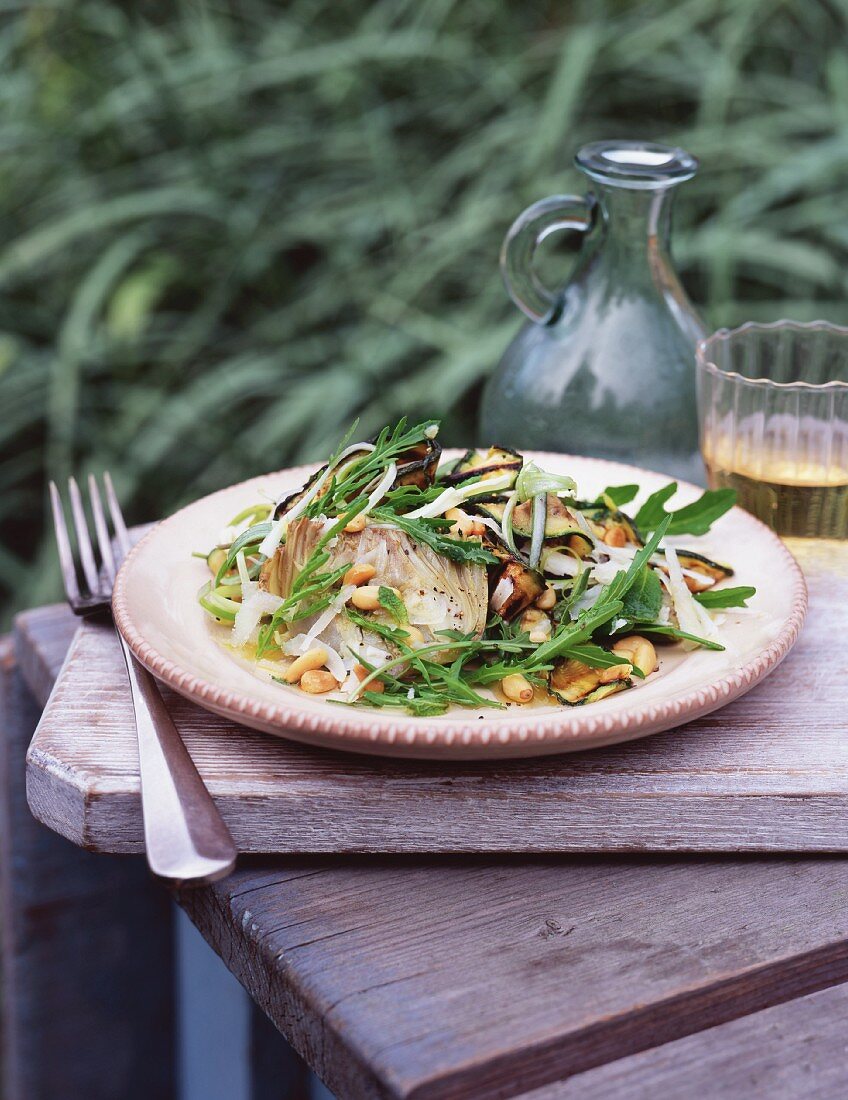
[697,321,848,538]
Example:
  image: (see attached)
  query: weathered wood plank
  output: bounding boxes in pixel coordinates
[17,601,848,1099]
[22,537,848,852]
[13,605,313,1100]
[14,602,78,706]
[529,980,848,1099]
[13,524,151,707]
[177,855,848,1100]
[0,635,176,1100]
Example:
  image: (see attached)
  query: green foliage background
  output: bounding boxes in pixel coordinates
[2,0,847,621]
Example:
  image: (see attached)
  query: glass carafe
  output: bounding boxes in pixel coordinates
[480,140,706,483]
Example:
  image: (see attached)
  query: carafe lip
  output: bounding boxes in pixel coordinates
[576,140,698,190]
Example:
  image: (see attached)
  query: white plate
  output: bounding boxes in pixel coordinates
[113,452,807,760]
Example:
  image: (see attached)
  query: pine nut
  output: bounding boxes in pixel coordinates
[299,670,339,694]
[603,526,627,548]
[528,629,549,644]
[284,647,329,683]
[445,507,473,538]
[521,608,550,636]
[344,513,367,533]
[501,673,534,704]
[349,585,399,611]
[403,625,425,647]
[599,661,632,683]
[353,664,385,693]
[343,562,376,586]
[535,586,557,610]
[612,635,657,676]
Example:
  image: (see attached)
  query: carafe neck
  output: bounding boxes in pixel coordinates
[593,184,674,257]
[574,139,696,260]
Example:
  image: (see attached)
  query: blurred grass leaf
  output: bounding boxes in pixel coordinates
[1,0,847,623]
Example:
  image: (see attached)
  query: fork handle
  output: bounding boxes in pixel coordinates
[116,631,237,886]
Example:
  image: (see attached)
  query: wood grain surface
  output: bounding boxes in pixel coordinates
[12,608,315,1100]
[22,540,848,853]
[529,981,848,1098]
[177,855,848,1100]
[15,595,848,1100]
[14,602,78,706]
[0,635,176,1100]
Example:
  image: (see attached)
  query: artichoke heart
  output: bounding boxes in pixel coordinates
[261,517,488,660]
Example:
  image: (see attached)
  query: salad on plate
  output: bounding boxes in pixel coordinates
[196,419,754,716]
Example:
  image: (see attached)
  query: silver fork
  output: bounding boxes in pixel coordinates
[49,473,237,886]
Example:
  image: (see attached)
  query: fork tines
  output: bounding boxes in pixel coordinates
[49,473,131,615]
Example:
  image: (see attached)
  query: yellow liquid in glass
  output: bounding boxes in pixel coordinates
[703,451,848,538]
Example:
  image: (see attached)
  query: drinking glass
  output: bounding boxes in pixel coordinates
[697,320,848,538]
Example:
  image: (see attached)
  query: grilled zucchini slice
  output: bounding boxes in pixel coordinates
[546,533,594,558]
[274,466,324,519]
[511,494,584,541]
[575,502,642,544]
[443,446,523,488]
[394,438,442,489]
[653,549,733,591]
[471,497,593,557]
[489,559,545,620]
[275,438,441,518]
[206,547,228,576]
[552,680,631,706]
[549,657,631,705]
[470,501,506,525]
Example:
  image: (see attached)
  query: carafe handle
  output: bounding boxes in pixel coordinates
[500,193,597,324]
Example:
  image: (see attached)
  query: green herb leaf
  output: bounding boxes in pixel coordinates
[406,697,452,717]
[527,597,625,668]
[437,627,479,642]
[345,608,411,647]
[635,483,737,536]
[599,484,639,508]
[664,489,737,536]
[597,515,671,608]
[326,417,361,466]
[621,565,663,622]
[384,483,444,511]
[371,508,499,566]
[322,417,438,512]
[378,585,408,624]
[254,498,370,655]
[634,483,678,531]
[553,568,590,622]
[469,661,551,686]
[633,623,725,651]
[351,689,452,717]
[694,585,756,608]
[561,643,640,677]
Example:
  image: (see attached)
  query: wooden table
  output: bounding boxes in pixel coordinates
[24,536,848,855]
[5,603,848,1100]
